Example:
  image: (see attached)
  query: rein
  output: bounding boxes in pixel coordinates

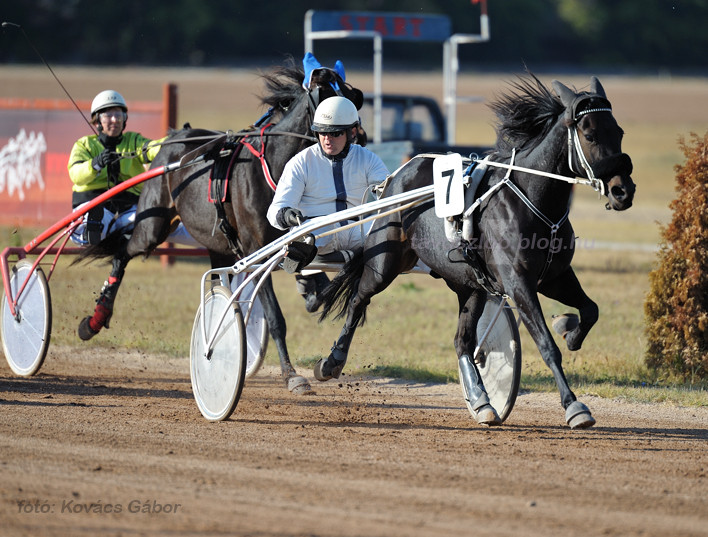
[115,131,317,162]
[478,148,605,195]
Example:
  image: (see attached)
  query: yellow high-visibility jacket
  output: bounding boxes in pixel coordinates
[68,132,165,198]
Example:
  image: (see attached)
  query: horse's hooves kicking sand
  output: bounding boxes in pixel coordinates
[287,375,314,395]
[313,355,345,382]
[565,401,596,429]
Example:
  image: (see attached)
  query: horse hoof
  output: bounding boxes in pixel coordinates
[287,375,314,395]
[474,404,502,426]
[304,293,323,313]
[551,313,579,339]
[565,401,596,429]
[77,316,99,341]
[313,357,345,382]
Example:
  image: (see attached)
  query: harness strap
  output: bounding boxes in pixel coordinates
[205,137,245,256]
[208,143,239,203]
[499,149,570,284]
[503,177,569,283]
[240,123,277,192]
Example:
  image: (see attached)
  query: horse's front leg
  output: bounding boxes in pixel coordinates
[510,281,595,429]
[539,267,598,352]
[454,289,502,426]
[257,275,313,395]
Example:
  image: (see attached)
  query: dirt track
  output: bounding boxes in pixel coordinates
[1,347,706,537]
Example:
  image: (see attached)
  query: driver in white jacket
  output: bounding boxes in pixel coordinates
[267,96,389,312]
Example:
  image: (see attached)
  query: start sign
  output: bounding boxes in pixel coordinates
[306,10,452,42]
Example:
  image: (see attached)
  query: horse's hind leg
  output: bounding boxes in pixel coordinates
[313,277,369,382]
[257,275,313,395]
[314,242,411,381]
[539,267,598,352]
[454,289,502,426]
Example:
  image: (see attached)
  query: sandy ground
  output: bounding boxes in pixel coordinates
[2,66,708,536]
[1,346,706,537]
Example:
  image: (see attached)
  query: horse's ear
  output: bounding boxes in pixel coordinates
[348,86,364,110]
[552,80,577,124]
[590,76,607,99]
[552,80,576,107]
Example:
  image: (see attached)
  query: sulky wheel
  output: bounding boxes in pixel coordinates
[230,273,269,379]
[1,259,52,376]
[461,296,522,423]
[190,285,246,421]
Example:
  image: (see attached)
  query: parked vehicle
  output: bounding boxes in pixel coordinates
[359,93,491,170]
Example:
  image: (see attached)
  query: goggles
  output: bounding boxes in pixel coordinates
[319,130,345,138]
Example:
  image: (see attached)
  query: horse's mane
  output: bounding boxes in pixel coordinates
[258,58,305,118]
[489,73,564,155]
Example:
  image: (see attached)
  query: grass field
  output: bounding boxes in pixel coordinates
[1,66,707,405]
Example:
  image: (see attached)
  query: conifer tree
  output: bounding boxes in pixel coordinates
[645,132,708,381]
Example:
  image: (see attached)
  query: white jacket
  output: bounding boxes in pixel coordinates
[267,143,389,231]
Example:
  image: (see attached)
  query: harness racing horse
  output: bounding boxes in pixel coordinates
[77,57,364,395]
[316,75,635,427]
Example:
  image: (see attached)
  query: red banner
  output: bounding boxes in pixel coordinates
[0,98,167,227]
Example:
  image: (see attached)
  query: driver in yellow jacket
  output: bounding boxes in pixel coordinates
[67,90,193,245]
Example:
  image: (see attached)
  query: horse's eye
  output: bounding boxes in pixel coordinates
[584,134,595,143]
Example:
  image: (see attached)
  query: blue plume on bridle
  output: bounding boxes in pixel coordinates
[302,51,343,93]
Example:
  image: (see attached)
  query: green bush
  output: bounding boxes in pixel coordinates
[645,132,708,382]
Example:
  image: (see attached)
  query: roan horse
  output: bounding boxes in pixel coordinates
[77,57,364,394]
[316,74,635,428]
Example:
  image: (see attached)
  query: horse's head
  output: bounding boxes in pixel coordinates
[553,77,636,211]
[302,53,367,145]
[259,55,366,144]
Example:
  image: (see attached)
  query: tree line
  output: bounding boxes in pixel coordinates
[2,0,706,73]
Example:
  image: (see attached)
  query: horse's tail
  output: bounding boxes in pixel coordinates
[71,230,129,266]
[318,250,367,325]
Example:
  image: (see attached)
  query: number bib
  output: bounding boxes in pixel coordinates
[433,153,464,218]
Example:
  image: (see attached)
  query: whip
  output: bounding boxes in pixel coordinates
[2,21,97,135]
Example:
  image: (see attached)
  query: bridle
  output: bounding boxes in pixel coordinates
[564,97,614,195]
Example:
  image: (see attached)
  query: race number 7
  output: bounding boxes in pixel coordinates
[433,153,464,218]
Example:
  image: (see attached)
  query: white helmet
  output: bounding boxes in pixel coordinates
[311,96,359,133]
[91,90,128,117]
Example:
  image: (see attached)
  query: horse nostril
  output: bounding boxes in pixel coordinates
[611,185,626,201]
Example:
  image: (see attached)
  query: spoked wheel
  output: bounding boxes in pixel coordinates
[231,273,269,379]
[460,296,522,423]
[1,260,52,376]
[190,285,246,421]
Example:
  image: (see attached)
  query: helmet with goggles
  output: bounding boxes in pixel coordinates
[311,96,358,133]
